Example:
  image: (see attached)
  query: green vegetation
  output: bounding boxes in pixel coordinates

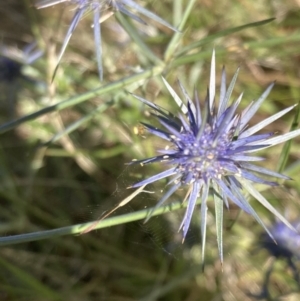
[0,0,300,300]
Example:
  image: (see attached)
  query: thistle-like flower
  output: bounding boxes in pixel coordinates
[35,0,177,80]
[130,51,300,263]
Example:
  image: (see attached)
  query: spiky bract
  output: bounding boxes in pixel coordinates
[35,0,177,80]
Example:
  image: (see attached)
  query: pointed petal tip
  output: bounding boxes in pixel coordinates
[267,81,276,90]
[128,92,137,99]
[127,182,141,189]
[201,262,205,272]
[144,214,152,224]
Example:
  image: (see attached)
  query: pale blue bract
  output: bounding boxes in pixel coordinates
[35,0,177,80]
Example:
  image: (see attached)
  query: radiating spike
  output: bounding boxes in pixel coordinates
[239,82,275,129]
[129,168,177,188]
[240,105,297,138]
[93,6,103,81]
[162,77,188,114]
[209,49,216,110]
[180,181,202,240]
[218,66,226,117]
[240,179,295,232]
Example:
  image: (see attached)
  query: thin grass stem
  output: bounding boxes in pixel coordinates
[0,195,202,246]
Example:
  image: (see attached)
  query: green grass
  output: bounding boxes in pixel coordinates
[0,0,300,300]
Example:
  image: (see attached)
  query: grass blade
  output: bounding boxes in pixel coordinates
[0,65,164,134]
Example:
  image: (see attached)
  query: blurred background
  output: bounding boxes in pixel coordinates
[1,0,300,300]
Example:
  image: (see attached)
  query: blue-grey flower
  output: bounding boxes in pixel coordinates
[0,56,22,82]
[0,42,43,117]
[35,0,177,80]
[261,221,300,259]
[255,220,300,297]
[0,42,43,82]
[130,51,300,263]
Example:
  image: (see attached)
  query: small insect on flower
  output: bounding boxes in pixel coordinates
[35,0,177,80]
[129,50,300,263]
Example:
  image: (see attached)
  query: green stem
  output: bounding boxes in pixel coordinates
[164,0,197,62]
[176,18,275,56]
[173,0,183,27]
[171,49,226,68]
[0,197,196,246]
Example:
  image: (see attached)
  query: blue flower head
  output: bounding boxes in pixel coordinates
[130,51,300,263]
[35,0,177,80]
[261,221,300,259]
[0,43,43,82]
[0,57,21,82]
